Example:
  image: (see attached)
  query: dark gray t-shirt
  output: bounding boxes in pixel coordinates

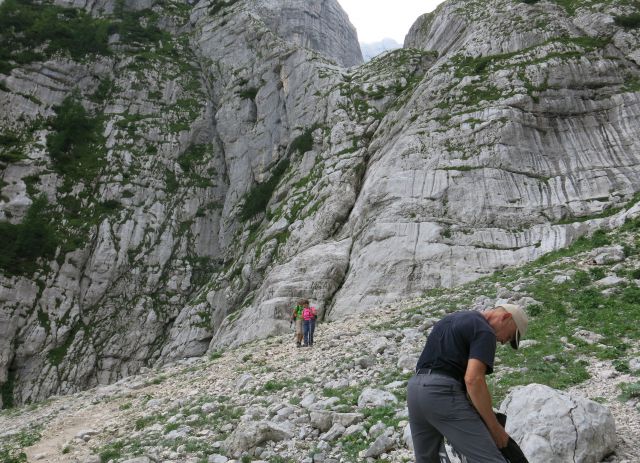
[416,311,497,381]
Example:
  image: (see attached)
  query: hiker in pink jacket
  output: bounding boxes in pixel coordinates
[301,300,317,347]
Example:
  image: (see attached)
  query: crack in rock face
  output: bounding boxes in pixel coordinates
[568,401,579,463]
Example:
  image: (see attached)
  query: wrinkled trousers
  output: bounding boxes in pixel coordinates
[407,372,507,463]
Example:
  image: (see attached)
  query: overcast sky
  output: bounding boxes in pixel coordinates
[338,0,445,44]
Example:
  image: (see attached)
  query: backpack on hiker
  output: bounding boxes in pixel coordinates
[302,306,316,321]
[291,304,304,321]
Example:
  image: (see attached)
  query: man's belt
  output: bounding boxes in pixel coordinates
[416,367,463,383]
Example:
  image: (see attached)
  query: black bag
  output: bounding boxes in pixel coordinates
[438,413,529,463]
[495,413,529,463]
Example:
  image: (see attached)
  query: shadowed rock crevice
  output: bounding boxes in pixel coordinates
[568,402,579,463]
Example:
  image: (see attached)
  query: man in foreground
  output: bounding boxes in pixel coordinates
[407,304,528,462]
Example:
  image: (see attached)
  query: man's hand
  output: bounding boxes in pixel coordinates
[488,422,509,448]
[465,358,510,448]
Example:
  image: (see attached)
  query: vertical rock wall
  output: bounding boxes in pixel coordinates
[0,0,364,405]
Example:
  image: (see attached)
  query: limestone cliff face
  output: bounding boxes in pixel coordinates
[253,0,363,67]
[0,0,362,406]
[1,0,640,406]
[331,0,640,313]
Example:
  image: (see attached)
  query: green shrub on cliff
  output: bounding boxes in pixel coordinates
[209,0,239,16]
[0,196,57,276]
[112,0,169,45]
[0,0,173,73]
[240,159,290,221]
[46,96,105,185]
[0,0,110,72]
[0,132,25,163]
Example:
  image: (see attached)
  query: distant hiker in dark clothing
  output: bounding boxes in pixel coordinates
[301,299,317,347]
[407,304,529,462]
[291,299,305,347]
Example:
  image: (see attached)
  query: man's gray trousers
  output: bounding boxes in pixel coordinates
[407,372,507,463]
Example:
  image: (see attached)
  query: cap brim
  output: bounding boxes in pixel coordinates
[510,330,520,350]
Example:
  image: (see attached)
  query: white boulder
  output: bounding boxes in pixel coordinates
[500,384,616,463]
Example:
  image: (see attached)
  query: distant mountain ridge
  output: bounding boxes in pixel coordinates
[360,37,401,61]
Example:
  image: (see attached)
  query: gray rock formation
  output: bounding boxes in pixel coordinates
[1,0,640,406]
[357,388,398,408]
[500,383,616,463]
[253,0,363,67]
[224,420,293,458]
[328,0,640,314]
[0,0,363,405]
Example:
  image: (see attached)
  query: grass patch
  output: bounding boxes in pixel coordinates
[531,229,611,267]
[13,428,41,447]
[134,413,163,430]
[363,405,400,428]
[0,427,42,463]
[448,34,609,85]
[164,422,179,433]
[112,5,169,46]
[96,199,122,216]
[489,263,639,400]
[256,377,312,395]
[268,457,295,463]
[0,0,174,74]
[92,77,114,103]
[262,379,295,392]
[549,0,584,15]
[209,350,224,361]
[99,441,124,463]
[338,433,370,461]
[0,448,27,463]
[615,13,640,28]
[145,374,166,386]
[618,381,640,401]
[452,51,517,78]
[322,385,362,407]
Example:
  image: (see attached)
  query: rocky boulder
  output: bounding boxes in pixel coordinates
[500,384,616,463]
[223,420,293,458]
[357,388,398,408]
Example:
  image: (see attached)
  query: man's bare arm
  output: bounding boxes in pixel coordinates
[464,358,509,448]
